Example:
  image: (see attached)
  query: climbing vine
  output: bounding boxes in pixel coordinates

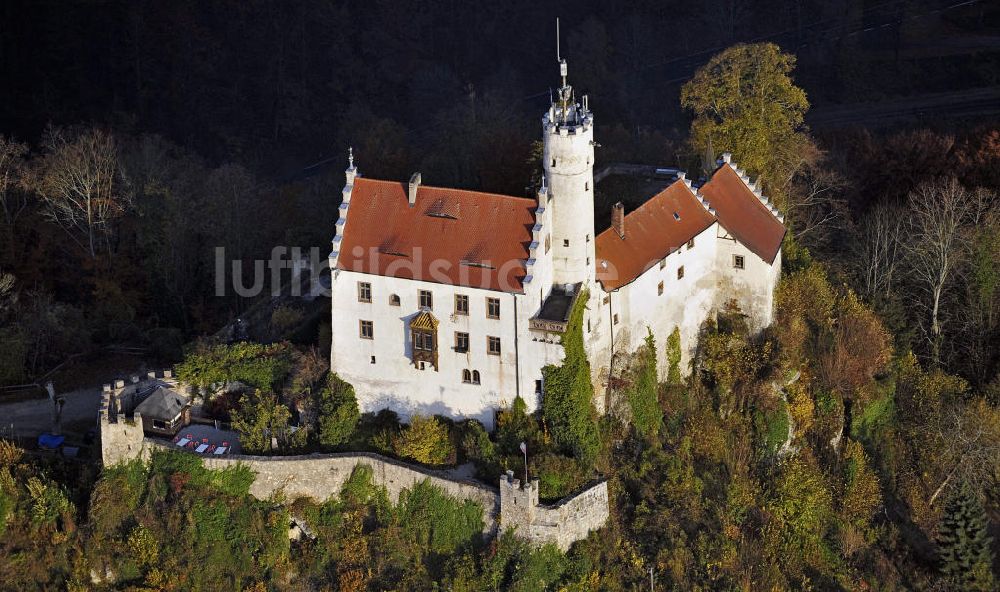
[541,289,600,465]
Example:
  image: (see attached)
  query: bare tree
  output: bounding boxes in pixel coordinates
[855,202,905,301]
[927,400,1000,506]
[31,127,131,259]
[786,156,848,249]
[904,178,989,365]
[0,135,30,232]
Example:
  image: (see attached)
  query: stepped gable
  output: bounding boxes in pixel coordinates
[698,158,785,264]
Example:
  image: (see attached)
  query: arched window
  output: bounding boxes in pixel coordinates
[472,370,481,385]
[462,369,471,383]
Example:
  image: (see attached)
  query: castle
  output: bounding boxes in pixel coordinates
[328,59,785,429]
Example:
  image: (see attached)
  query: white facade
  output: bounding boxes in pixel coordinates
[329,62,783,429]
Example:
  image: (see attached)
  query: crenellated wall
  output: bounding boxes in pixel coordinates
[499,472,609,551]
[97,370,183,466]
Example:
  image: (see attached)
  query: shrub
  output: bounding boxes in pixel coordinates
[176,341,293,392]
[460,420,498,476]
[269,305,305,337]
[317,373,360,448]
[393,415,456,466]
[666,326,682,385]
[534,453,586,500]
[495,395,538,454]
[623,331,662,438]
[394,479,484,555]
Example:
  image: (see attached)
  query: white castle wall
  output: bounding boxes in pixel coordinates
[329,267,567,429]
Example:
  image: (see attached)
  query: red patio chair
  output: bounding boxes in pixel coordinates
[207,445,216,453]
[202,438,209,443]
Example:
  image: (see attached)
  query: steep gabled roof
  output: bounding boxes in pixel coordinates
[595,180,716,291]
[698,164,785,264]
[336,178,536,293]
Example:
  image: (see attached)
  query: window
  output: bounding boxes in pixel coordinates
[660,259,666,270]
[472,370,481,384]
[486,297,501,319]
[584,182,589,191]
[686,238,695,250]
[463,369,472,383]
[358,281,372,303]
[587,318,591,333]
[613,313,619,325]
[152,419,167,430]
[389,294,401,306]
[545,234,551,253]
[487,336,501,356]
[677,266,685,280]
[603,295,610,305]
[419,289,433,309]
[455,294,469,315]
[733,255,745,269]
[658,281,664,296]
[370,356,376,364]
[551,157,556,167]
[359,320,374,339]
[563,239,570,247]
[535,379,543,394]
[455,332,469,352]
[586,234,590,242]
[414,331,434,351]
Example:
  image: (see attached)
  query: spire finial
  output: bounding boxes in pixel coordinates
[348,146,355,170]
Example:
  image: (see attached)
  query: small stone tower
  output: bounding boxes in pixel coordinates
[543,58,596,286]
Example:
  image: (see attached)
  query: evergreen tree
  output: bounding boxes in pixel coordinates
[937,482,996,591]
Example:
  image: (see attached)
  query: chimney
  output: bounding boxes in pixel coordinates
[408,172,421,206]
[611,202,625,239]
[721,152,732,164]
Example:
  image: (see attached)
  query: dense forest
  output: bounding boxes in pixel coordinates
[1,1,999,590]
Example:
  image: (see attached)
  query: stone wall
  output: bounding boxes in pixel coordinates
[97,370,180,466]
[197,448,500,529]
[99,374,610,550]
[499,472,609,551]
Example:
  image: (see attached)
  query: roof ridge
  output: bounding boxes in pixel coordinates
[356,177,536,204]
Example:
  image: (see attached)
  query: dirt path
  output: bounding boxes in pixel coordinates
[0,386,102,446]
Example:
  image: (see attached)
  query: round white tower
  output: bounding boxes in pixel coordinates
[543,59,596,286]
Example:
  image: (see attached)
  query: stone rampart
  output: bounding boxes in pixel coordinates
[99,373,610,550]
[499,472,609,551]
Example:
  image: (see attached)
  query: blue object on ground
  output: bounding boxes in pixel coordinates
[38,433,65,449]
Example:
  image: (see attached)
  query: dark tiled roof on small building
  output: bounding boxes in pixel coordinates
[135,386,189,421]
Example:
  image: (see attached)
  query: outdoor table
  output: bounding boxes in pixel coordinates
[213,446,227,455]
[195,443,209,453]
[175,438,191,447]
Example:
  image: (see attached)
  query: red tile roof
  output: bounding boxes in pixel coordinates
[595,180,716,291]
[698,165,785,264]
[336,178,536,292]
